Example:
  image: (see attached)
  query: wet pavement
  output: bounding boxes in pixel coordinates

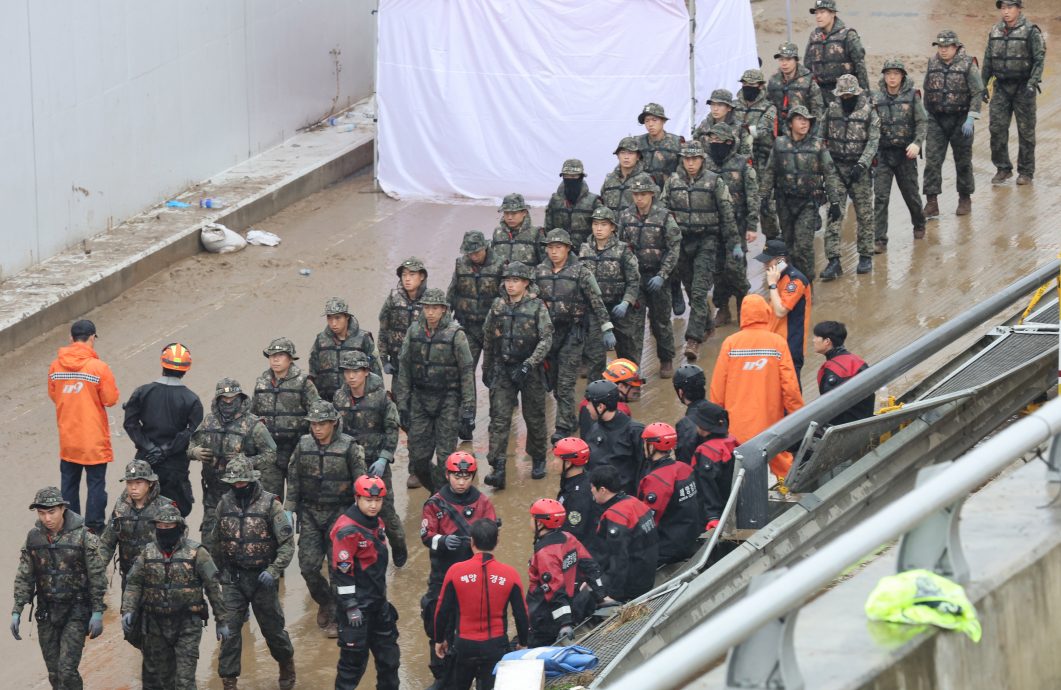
[1,0,1058,687]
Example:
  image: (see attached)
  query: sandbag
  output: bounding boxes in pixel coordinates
[200,223,246,254]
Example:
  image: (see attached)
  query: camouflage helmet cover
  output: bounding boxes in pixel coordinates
[29,486,68,510]
[304,399,340,423]
[833,73,863,96]
[460,231,488,254]
[628,173,659,194]
[503,261,534,280]
[559,159,585,176]
[323,297,351,316]
[498,193,529,213]
[613,136,641,155]
[263,337,298,360]
[638,102,668,124]
[419,288,450,307]
[338,350,372,371]
[214,377,245,398]
[591,206,617,224]
[151,503,185,526]
[220,456,261,484]
[121,460,159,483]
[544,229,574,247]
[396,256,428,279]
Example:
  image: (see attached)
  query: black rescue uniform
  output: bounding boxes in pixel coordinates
[690,435,739,525]
[817,347,874,426]
[330,504,400,690]
[557,471,598,548]
[593,493,659,601]
[638,455,702,564]
[527,530,604,645]
[585,412,646,496]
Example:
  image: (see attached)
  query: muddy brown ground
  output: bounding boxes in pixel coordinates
[1,0,1058,687]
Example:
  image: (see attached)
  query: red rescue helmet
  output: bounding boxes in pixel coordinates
[445,451,478,474]
[161,343,192,372]
[354,475,387,498]
[553,437,590,466]
[642,422,678,451]
[530,498,567,529]
[603,358,643,387]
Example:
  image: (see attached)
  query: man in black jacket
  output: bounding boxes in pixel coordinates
[584,380,645,496]
[812,321,873,425]
[122,343,203,516]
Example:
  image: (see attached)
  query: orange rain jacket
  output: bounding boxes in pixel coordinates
[709,294,804,477]
[47,342,120,465]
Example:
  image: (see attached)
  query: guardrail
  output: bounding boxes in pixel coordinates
[609,395,1061,690]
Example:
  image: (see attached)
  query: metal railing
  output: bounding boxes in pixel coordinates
[609,395,1061,690]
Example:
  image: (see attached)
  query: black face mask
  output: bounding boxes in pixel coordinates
[840,97,858,115]
[156,526,181,551]
[563,178,582,204]
[233,484,255,502]
[218,398,241,420]
[709,142,733,165]
[741,85,761,101]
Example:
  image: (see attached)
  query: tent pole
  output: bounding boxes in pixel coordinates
[786,0,793,42]
[372,0,381,192]
[689,0,697,135]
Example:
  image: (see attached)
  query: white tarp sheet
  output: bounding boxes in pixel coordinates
[377,0,756,204]
[694,0,760,126]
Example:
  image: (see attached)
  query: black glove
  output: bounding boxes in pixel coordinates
[828,203,842,223]
[482,367,494,389]
[558,625,574,640]
[144,445,164,465]
[444,534,463,551]
[1024,84,1037,99]
[383,361,396,376]
[346,608,364,627]
[121,613,135,636]
[849,163,866,183]
[458,413,475,439]
[982,91,990,104]
[760,196,771,217]
[511,363,531,387]
[399,409,411,431]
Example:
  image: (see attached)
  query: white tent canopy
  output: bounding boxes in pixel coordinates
[377,0,758,204]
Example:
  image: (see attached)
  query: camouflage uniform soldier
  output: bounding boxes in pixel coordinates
[705,124,759,326]
[662,142,739,362]
[396,289,477,493]
[12,487,107,690]
[189,378,277,557]
[99,460,177,590]
[122,504,229,690]
[922,30,985,220]
[447,230,505,371]
[760,107,844,280]
[636,103,685,191]
[308,297,382,402]
[693,89,751,155]
[983,0,1046,185]
[378,257,428,377]
[600,136,647,215]
[545,159,602,249]
[617,173,682,378]
[535,229,616,440]
[493,194,546,266]
[251,338,320,499]
[333,350,408,558]
[821,74,880,280]
[768,42,825,136]
[579,207,641,382]
[804,0,869,105]
[211,459,296,690]
[734,68,780,239]
[483,261,555,488]
[873,59,929,251]
[284,400,367,636]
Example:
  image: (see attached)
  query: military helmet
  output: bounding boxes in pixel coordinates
[121,460,159,483]
[503,261,534,280]
[638,102,668,124]
[628,173,659,195]
[591,206,617,224]
[544,229,574,247]
[420,288,449,307]
[396,256,428,279]
[809,0,839,13]
[584,379,620,409]
[707,122,737,142]
[214,377,244,398]
[560,159,585,177]
[707,88,737,108]
[263,337,298,360]
[774,42,800,59]
[833,74,863,97]
[679,141,707,159]
[881,58,907,75]
[220,456,260,484]
[787,105,816,121]
[338,350,372,371]
[305,399,340,423]
[461,231,488,254]
[995,0,1021,8]
[324,297,351,316]
[613,136,641,155]
[151,503,185,526]
[740,68,767,84]
[498,193,529,213]
[29,486,68,510]
[933,30,961,47]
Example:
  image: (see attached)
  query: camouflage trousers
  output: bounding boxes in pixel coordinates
[546,324,588,435]
[712,234,751,316]
[260,444,293,502]
[141,613,203,690]
[874,147,925,243]
[924,113,975,196]
[758,194,780,238]
[776,194,822,279]
[37,602,89,690]
[200,482,226,557]
[989,82,1036,177]
[464,323,486,373]
[676,235,719,343]
[616,277,676,365]
[407,389,461,493]
[297,505,343,609]
[219,569,294,679]
[825,163,875,260]
[487,363,548,470]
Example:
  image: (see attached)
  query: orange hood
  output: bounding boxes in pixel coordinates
[56,342,100,371]
[740,294,771,329]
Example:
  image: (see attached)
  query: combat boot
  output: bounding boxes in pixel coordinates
[324,621,339,638]
[407,474,422,489]
[715,303,732,326]
[278,658,296,690]
[912,225,926,240]
[955,194,971,216]
[316,603,332,629]
[222,678,238,690]
[856,255,872,274]
[683,339,700,362]
[659,361,674,379]
[922,195,939,219]
[873,240,887,254]
[819,258,843,282]
[531,457,547,480]
[484,463,506,489]
[991,169,1012,184]
[1016,174,1033,186]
